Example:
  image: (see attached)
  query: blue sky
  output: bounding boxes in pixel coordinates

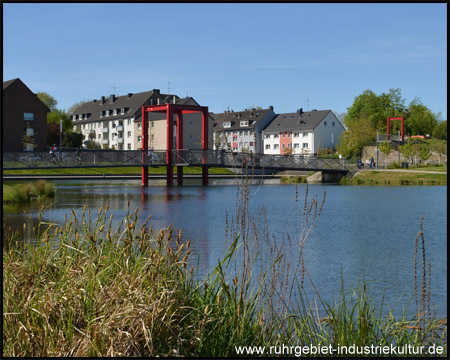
[3,3,447,119]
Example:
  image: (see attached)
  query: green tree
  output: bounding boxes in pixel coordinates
[68,100,90,115]
[62,131,83,148]
[399,138,415,163]
[418,145,432,164]
[432,120,447,140]
[404,98,438,136]
[36,92,58,112]
[378,141,392,169]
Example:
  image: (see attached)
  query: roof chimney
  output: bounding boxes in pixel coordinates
[101,96,105,104]
[127,93,133,98]
[110,94,116,103]
[153,89,160,96]
[173,96,176,104]
[92,99,97,103]
[269,106,274,111]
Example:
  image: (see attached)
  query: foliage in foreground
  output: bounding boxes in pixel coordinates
[3,185,447,357]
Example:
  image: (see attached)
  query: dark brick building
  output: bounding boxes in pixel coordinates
[3,78,49,152]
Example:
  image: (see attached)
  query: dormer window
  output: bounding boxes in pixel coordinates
[240,121,249,127]
[121,108,125,115]
[106,110,110,117]
[113,109,117,116]
[100,111,104,117]
[72,115,77,121]
[223,122,231,128]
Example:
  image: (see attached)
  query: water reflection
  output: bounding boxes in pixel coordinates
[2,181,447,318]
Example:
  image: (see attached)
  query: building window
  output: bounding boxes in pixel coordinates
[106,110,110,117]
[137,136,142,142]
[100,111,103,117]
[189,135,193,140]
[265,134,270,139]
[250,142,253,146]
[303,132,308,137]
[127,131,131,138]
[73,115,77,121]
[294,143,299,149]
[189,122,193,127]
[127,143,131,150]
[82,124,86,130]
[113,109,117,116]
[244,131,249,136]
[274,134,279,138]
[138,123,142,130]
[274,144,279,149]
[288,143,291,149]
[288,132,291,138]
[294,132,299,138]
[282,132,285,138]
[324,121,327,126]
[244,142,248,147]
[151,134,154,141]
[26,128,34,136]
[151,121,154,128]
[23,112,34,121]
[98,134,101,139]
[127,119,131,125]
[282,144,285,150]
[332,121,335,126]
[302,143,308,148]
[121,108,125,115]
[265,144,270,150]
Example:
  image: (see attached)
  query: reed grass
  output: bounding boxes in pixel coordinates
[3,181,447,356]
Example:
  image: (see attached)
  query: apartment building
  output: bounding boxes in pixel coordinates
[262,109,345,155]
[211,106,276,154]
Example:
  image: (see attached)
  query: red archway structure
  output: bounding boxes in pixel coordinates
[387,117,404,142]
[141,104,209,187]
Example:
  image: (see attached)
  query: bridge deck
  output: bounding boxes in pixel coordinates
[3,150,349,172]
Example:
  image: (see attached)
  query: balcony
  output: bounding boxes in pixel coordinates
[101,139,109,145]
[101,127,109,133]
[88,129,96,135]
[117,138,124,144]
[116,125,124,132]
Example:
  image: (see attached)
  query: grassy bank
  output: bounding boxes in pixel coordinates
[3,166,234,176]
[280,175,307,184]
[342,170,447,186]
[3,187,447,357]
[3,180,55,204]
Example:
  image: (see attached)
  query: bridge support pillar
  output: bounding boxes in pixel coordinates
[166,106,174,186]
[141,106,149,187]
[177,111,183,186]
[202,109,208,186]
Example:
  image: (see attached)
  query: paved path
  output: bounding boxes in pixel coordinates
[356,169,446,174]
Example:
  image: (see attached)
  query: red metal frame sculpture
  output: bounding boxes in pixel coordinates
[141,104,209,186]
[386,117,404,142]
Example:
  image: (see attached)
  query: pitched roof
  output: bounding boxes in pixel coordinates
[3,78,19,90]
[211,108,272,130]
[71,90,179,123]
[263,110,331,132]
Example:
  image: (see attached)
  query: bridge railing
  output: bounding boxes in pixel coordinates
[3,149,349,171]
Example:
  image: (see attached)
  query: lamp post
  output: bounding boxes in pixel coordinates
[60,120,63,152]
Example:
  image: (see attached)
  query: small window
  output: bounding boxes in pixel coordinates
[324,121,327,126]
[189,135,193,140]
[189,122,193,127]
[73,115,77,121]
[127,131,131,138]
[113,109,117,116]
[294,132,299,138]
[274,134,279,138]
[98,134,101,139]
[137,136,142,142]
[121,108,125,115]
[265,134,270,139]
[302,143,308,149]
[151,122,154,128]
[250,142,253,146]
[274,144,279,149]
[106,110,110,116]
[288,132,291,138]
[288,143,291,149]
[100,111,104,117]
[294,143,299,149]
[332,121,335,127]
[265,144,270,150]
[303,132,308,137]
[282,133,285,138]
[138,123,142,130]
[151,134,154,141]
[127,119,131,125]
[127,143,131,150]
[26,128,34,136]
[282,144,285,149]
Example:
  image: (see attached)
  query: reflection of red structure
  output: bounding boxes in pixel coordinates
[141,104,209,187]
[387,117,404,142]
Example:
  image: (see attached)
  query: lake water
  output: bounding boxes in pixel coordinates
[3,179,447,318]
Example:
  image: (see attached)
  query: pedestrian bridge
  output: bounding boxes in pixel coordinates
[3,149,349,173]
